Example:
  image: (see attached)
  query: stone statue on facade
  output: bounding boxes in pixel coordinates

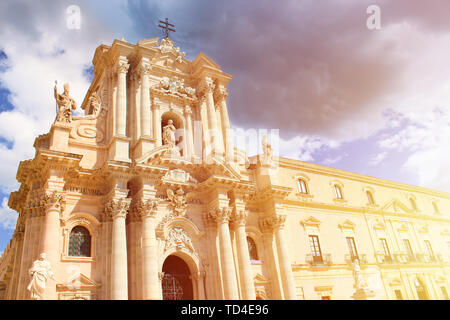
[167,187,187,217]
[351,259,375,300]
[261,135,273,166]
[54,82,77,123]
[162,119,176,147]
[27,253,56,300]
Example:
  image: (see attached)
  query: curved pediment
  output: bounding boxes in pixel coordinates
[379,199,413,214]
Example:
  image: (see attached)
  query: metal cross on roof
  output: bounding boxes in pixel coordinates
[158,18,176,39]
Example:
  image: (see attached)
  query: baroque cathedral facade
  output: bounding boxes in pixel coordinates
[0,36,449,300]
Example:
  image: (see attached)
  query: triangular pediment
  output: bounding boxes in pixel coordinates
[137,37,160,49]
[192,52,222,70]
[380,199,412,214]
[301,216,321,227]
[56,273,100,291]
[338,219,355,230]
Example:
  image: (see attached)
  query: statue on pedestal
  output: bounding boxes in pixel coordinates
[27,253,56,300]
[54,81,76,122]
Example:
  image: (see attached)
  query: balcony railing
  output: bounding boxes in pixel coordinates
[345,254,367,264]
[305,253,332,265]
[375,252,395,264]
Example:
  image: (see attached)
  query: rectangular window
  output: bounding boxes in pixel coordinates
[379,238,391,261]
[309,235,323,263]
[346,237,358,261]
[297,179,307,194]
[403,239,414,258]
[424,240,434,258]
[394,290,403,300]
[334,185,343,199]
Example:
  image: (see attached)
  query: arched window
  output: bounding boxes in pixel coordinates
[247,236,259,260]
[297,179,308,194]
[334,185,343,199]
[69,226,91,257]
[366,190,375,205]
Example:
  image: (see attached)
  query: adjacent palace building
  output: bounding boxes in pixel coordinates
[0,36,449,300]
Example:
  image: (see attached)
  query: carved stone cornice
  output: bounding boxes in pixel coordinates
[105,198,131,219]
[259,214,287,232]
[208,207,232,224]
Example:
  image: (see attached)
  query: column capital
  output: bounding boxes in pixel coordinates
[184,105,192,115]
[105,198,131,219]
[208,207,232,224]
[231,209,248,227]
[137,63,152,76]
[41,191,65,213]
[115,60,130,75]
[259,214,287,233]
[134,198,158,219]
[214,84,228,102]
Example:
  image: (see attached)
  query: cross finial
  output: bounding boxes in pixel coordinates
[158,18,176,39]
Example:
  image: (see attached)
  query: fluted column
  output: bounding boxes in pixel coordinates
[209,207,239,299]
[106,198,131,300]
[215,85,231,157]
[40,191,64,300]
[139,60,152,137]
[232,210,256,300]
[115,58,129,136]
[261,214,296,300]
[184,106,195,159]
[153,98,162,147]
[201,77,223,155]
[135,199,159,300]
[193,272,206,300]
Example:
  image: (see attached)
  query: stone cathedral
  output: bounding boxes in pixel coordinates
[0,36,450,300]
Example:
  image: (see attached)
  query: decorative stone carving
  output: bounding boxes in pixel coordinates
[116,61,130,74]
[27,253,56,300]
[105,198,131,219]
[209,207,232,224]
[88,91,101,116]
[42,191,65,213]
[158,76,196,98]
[54,82,77,123]
[156,38,186,63]
[260,214,286,232]
[231,209,248,227]
[134,199,158,218]
[165,227,195,252]
[162,169,197,184]
[167,187,187,217]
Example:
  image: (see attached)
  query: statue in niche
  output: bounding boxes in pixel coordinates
[162,119,181,157]
[162,119,176,147]
[88,91,101,116]
[167,187,187,217]
[54,81,77,122]
[27,252,56,300]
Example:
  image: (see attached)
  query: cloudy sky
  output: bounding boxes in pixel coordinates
[1,0,450,252]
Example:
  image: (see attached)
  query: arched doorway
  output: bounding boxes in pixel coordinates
[414,278,429,300]
[162,255,193,300]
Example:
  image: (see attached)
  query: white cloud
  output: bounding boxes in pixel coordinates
[0,197,18,230]
[369,152,388,166]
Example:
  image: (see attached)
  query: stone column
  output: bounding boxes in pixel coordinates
[39,191,65,300]
[184,106,195,159]
[194,272,206,300]
[232,210,256,300]
[215,85,231,156]
[261,215,296,300]
[135,199,159,300]
[209,207,239,299]
[139,60,152,137]
[115,58,129,136]
[201,77,223,155]
[106,198,131,300]
[153,98,162,147]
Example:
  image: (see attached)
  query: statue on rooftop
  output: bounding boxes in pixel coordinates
[54,81,76,123]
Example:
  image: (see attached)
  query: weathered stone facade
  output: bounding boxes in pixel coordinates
[0,37,449,300]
